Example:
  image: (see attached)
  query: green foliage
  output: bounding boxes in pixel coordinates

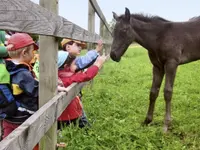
[30,34,39,42]
[58,47,200,150]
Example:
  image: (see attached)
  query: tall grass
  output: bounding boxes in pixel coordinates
[58,47,200,150]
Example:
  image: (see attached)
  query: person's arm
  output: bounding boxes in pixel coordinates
[61,65,99,87]
[61,56,106,87]
[75,50,99,71]
[57,86,68,92]
[15,71,39,97]
[74,40,103,72]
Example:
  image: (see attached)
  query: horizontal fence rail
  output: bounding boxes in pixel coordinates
[0,0,111,44]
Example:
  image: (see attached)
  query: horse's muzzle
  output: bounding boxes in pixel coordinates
[110,52,120,62]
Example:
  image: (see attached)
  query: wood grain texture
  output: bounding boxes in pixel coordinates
[0,0,104,43]
[38,1,58,149]
[99,20,105,55]
[38,2,58,150]
[89,0,112,36]
[88,0,96,49]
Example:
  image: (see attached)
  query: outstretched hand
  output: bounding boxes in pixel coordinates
[95,40,103,52]
[93,55,107,69]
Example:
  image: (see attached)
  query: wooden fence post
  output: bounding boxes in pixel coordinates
[99,20,105,55]
[88,0,95,50]
[39,0,58,150]
[104,27,111,56]
[88,0,96,88]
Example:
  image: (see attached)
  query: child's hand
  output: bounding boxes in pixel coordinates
[93,55,106,69]
[57,86,68,93]
[58,78,64,86]
[95,40,103,52]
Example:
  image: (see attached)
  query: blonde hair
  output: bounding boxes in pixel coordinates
[8,45,32,58]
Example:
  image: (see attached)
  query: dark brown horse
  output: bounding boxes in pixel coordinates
[110,8,200,132]
[189,16,200,21]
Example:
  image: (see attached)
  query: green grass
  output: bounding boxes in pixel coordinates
[58,47,200,150]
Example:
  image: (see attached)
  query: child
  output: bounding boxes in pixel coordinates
[2,33,39,150]
[61,38,103,72]
[32,39,102,79]
[57,50,106,129]
[0,30,12,62]
[0,30,12,140]
[58,39,103,128]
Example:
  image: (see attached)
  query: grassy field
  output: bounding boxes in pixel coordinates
[58,47,200,150]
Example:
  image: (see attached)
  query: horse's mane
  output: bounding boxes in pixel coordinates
[119,13,171,23]
[131,14,200,23]
[189,16,200,21]
[131,13,171,23]
[118,13,200,24]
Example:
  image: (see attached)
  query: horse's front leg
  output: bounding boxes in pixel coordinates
[163,60,178,132]
[144,66,164,125]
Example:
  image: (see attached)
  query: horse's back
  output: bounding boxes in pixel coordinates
[157,22,200,64]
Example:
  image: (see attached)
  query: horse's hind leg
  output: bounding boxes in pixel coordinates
[144,66,164,125]
[163,60,178,132]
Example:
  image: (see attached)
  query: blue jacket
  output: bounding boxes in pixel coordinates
[5,60,38,124]
[75,50,99,72]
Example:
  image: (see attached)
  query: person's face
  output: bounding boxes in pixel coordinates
[66,42,82,56]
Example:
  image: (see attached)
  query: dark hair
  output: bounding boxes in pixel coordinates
[62,41,74,50]
[59,54,76,69]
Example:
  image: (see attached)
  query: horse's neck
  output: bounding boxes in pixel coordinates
[130,18,165,51]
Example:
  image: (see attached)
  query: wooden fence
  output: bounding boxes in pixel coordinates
[0,0,112,149]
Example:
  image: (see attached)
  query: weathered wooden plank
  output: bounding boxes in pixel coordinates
[88,0,95,49]
[87,1,96,88]
[0,82,86,150]
[0,0,103,43]
[38,1,58,150]
[99,20,105,55]
[88,1,95,35]
[103,24,112,56]
[89,0,112,36]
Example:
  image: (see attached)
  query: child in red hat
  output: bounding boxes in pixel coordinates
[2,33,39,150]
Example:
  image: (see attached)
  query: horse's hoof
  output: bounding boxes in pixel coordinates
[142,118,152,126]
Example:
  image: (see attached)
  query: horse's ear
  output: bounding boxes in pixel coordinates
[112,12,119,21]
[125,7,130,22]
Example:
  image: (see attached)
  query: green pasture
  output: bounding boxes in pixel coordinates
[58,46,200,150]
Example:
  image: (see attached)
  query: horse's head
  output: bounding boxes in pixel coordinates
[110,8,135,62]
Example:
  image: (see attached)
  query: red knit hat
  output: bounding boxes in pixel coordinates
[7,33,38,51]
